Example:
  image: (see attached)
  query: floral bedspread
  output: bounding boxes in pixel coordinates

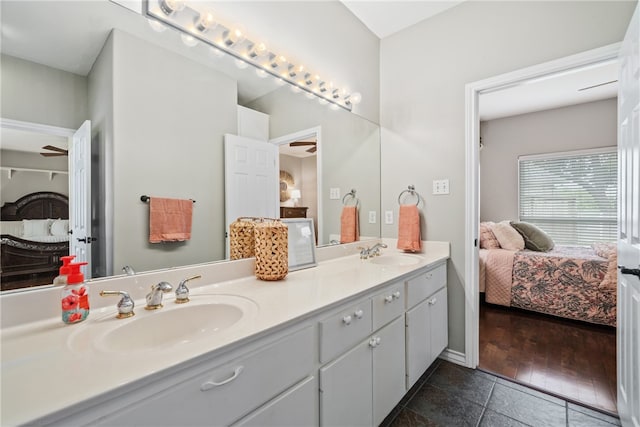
[510,246,616,326]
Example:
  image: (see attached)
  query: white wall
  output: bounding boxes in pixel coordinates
[380,1,635,353]
[480,98,617,222]
[107,30,237,274]
[0,151,68,205]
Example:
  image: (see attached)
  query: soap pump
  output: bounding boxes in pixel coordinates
[53,255,76,286]
[61,262,90,324]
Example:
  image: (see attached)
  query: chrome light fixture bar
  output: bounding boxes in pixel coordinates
[144,0,361,112]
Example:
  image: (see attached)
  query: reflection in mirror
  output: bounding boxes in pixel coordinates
[0,0,380,292]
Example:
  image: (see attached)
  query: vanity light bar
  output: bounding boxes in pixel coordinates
[144,0,361,111]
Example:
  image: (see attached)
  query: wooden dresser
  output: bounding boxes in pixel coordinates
[280,207,308,218]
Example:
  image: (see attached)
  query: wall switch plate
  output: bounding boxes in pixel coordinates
[329,188,340,199]
[433,179,450,195]
[385,210,393,224]
[368,211,376,224]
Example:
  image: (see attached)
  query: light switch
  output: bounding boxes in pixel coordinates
[329,188,341,199]
[385,210,394,224]
[368,211,376,224]
[433,179,450,195]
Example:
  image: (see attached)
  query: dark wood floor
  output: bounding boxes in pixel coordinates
[479,302,618,415]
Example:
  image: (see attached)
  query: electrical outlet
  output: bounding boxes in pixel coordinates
[385,210,394,224]
[368,211,376,224]
[329,188,340,199]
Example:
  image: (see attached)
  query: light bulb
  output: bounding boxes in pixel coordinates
[349,92,362,105]
[160,0,185,15]
[223,28,244,47]
[195,10,216,33]
[210,47,225,58]
[247,42,267,59]
[268,54,286,69]
[147,18,167,32]
[332,88,340,99]
[180,33,198,47]
[304,73,314,86]
[234,58,249,69]
[255,68,268,78]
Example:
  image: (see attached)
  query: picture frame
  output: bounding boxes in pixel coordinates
[281,218,317,271]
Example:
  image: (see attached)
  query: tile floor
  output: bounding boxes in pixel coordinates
[382,359,621,427]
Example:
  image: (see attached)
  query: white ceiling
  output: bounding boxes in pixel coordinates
[1,128,68,153]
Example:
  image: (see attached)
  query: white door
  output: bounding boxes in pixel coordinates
[617,4,640,426]
[68,120,92,278]
[224,134,278,256]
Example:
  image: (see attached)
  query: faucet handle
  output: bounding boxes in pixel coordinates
[100,290,135,319]
[175,275,202,304]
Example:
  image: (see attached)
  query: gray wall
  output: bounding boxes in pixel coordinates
[279,153,319,235]
[480,98,617,223]
[379,1,635,354]
[0,54,87,129]
[109,30,237,274]
[0,150,68,205]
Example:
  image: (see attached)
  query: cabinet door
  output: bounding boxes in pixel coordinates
[319,340,372,427]
[405,298,430,389]
[372,316,406,426]
[429,287,448,363]
[233,376,318,427]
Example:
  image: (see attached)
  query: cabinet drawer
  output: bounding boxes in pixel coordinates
[372,283,404,331]
[319,300,372,363]
[99,326,316,426]
[405,263,446,309]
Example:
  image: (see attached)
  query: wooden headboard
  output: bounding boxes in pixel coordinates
[0,192,69,221]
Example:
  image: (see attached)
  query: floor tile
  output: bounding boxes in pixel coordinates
[496,377,566,405]
[388,408,437,427]
[399,359,442,407]
[568,403,621,426]
[479,409,534,427]
[487,383,567,427]
[568,409,621,426]
[406,383,484,427]
[427,361,496,406]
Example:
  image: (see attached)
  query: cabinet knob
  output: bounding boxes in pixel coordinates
[428,297,437,305]
[384,295,394,303]
[392,291,401,299]
[369,337,378,348]
[354,309,364,319]
[426,273,433,279]
[375,336,381,345]
[342,315,353,325]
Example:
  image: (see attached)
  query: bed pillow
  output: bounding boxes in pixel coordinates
[510,221,555,252]
[490,221,525,251]
[50,219,69,237]
[479,222,501,249]
[22,219,52,238]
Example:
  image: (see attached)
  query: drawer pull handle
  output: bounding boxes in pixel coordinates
[392,291,401,299]
[429,297,437,305]
[343,315,353,325]
[354,309,364,319]
[384,295,393,303]
[426,273,433,279]
[200,366,244,391]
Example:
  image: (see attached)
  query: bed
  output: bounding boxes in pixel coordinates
[1,192,70,291]
[479,245,617,327]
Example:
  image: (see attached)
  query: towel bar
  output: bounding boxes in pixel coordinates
[397,185,421,206]
[140,195,195,203]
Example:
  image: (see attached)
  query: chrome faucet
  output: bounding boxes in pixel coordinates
[122,265,136,276]
[100,290,135,318]
[145,281,172,310]
[359,242,388,259]
[175,275,202,304]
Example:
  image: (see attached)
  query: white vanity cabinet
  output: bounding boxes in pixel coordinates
[91,326,317,427]
[405,262,448,389]
[319,283,406,427]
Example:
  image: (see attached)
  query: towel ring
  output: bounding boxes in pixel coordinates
[342,189,359,207]
[397,185,420,206]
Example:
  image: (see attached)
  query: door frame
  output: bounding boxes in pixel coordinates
[463,43,621,368]
[270,126,323,245]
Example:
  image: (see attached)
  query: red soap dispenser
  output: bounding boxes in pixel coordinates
[61,262,90,324]
[53,255,76,286]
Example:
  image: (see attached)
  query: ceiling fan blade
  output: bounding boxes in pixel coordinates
[306,146,317,153]
[41,145,68,154]
[40,152,67,157]
[290,141,316,147]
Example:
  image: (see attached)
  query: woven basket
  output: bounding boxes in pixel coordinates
[229,217,257,260]
[254,220,288,281]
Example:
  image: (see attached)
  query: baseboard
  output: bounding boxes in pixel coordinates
[439,348,467,366]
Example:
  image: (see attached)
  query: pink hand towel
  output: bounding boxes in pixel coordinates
[340,205,359,243]
[149,197,193,243]
[397,204,422,252]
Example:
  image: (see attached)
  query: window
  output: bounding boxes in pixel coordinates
[519,148,617,246]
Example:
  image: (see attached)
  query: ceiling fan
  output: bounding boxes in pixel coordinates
[289,141,317,153]
[40,145,68,157]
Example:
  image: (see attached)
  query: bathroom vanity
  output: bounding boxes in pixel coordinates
[0,240,449,426]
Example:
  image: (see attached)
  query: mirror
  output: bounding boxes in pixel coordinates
[0,0,380,291]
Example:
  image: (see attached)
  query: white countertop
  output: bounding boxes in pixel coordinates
[0,240,449,426]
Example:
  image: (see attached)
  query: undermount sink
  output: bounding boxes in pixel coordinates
[369,254,421,266]
[68,294,258,353]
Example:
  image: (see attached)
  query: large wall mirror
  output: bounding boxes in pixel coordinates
[0,0,381,291]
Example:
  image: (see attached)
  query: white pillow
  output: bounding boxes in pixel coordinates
[22,219,52,238]
[490,221,525,251]
[50,219,69,237]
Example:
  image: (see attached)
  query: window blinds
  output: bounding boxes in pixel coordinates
[519,149,617,246]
